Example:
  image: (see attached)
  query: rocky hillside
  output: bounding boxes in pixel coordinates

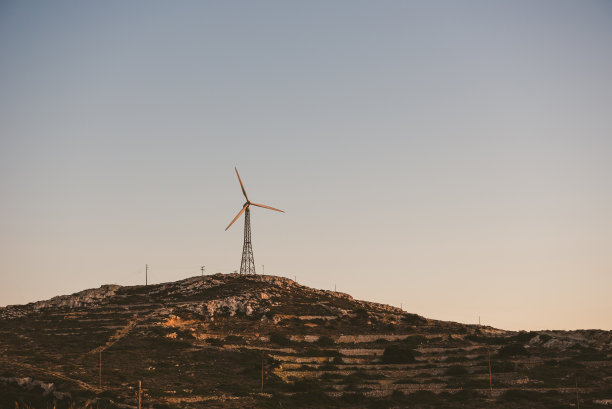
[1,274,611,408]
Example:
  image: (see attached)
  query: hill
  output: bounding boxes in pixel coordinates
[1,273,611,408]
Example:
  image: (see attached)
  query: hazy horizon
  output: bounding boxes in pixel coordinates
[1,1,611,331]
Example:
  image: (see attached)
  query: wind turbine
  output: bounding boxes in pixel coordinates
[225,167,284,274]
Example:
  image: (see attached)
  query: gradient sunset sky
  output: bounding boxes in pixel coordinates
[1,1,611,331]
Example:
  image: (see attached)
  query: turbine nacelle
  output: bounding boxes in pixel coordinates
[225,167,284,231]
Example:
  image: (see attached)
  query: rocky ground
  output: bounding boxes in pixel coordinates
[1,273,611,408]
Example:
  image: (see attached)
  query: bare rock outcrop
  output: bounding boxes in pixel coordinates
[181,292,271,320]
[1,284,121,319]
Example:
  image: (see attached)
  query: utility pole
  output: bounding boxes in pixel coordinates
[201,266,205,276]
[145,264,148,286]
[488,349,493,396]
[261,352,264,393]
[99,350,102,389]
[138,380,142,409]
[576,375,580,409]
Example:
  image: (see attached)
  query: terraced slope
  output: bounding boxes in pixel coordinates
[1,274,611,408]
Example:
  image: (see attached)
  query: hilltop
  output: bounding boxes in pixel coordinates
[1,274,611,408]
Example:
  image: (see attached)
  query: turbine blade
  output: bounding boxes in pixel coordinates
[235,167,249,201]
[251,202,284,213]
[225,204,248,231]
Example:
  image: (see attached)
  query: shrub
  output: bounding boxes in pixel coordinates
[393,377,419,384]
[401,313,426,325]
[344,371,368,385]
[512,331,538,343]
[367,399,393,409]
[320,372,343,380]
[445,355,468,363]
[556,359,584,369]
[341,392,365,404]
[539,334,552,343]
[176,329,194,339]
[317,335,334,347]
[444,365,469,376]
[206,337,223,346]
[354,308,368,318]
[298,364,314,371]
[217,382,251,396]
[391,390,405,401]
[501,389,545,402]
[407,390,439,404]
[528,363,563,385]
[291,390,333,406]
[224,335,244,343]
[451,389,482,403]
[491,360,515,372]
[324,320,336,329]
[269,332,291,346]
[291,379,322,392]
[303,347,339,357]
[382,344,416,364]
[403,335,427,348]
[465,334,504,344]
[498,343,529,358]
[576,346,607,361]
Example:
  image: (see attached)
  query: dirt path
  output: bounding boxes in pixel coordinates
[84,314,141,356]
[0,357,102,393]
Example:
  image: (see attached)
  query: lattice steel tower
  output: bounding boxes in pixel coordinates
[240,207,256,274]
[225,168,284,275]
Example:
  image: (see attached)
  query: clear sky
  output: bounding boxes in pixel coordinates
[1,1,611,331]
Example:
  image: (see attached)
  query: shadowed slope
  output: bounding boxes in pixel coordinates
[1,274,611,408]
